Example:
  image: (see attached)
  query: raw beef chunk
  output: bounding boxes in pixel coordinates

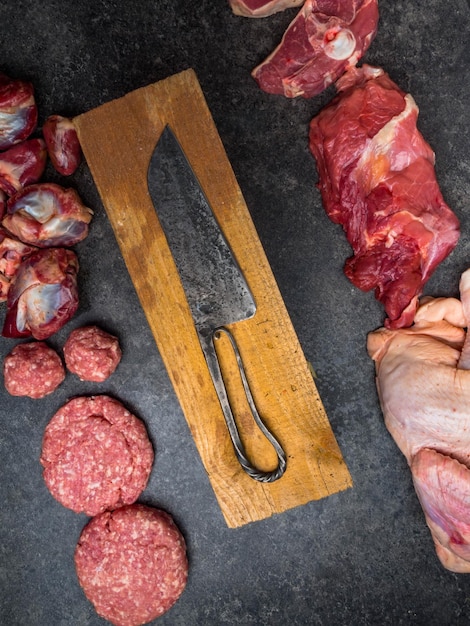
[252,0,379,98]
[309,65,459,328]
[3,341,65,398]
[75,504,188,626]
[40,395,154,516]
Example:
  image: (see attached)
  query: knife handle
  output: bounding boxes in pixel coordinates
[199,326,287,483]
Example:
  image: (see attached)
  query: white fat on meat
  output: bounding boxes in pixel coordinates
[367,268,470,573]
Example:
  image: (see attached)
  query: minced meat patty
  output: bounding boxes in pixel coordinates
[74,504,188,626]
[63,325,122,382]
[3,341,65,398]
[40,395,154,516]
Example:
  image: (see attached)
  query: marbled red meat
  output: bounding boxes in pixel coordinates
[75,504,188,626]
[367,268,470,572]
[40,395,154,517]
[2,247,79,339]
[229,0,304,17]
[3,341,65,398]
[252,0,379,98]
[64,325,122,382]
[309,65,460,328]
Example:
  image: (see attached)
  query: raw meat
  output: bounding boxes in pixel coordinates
[40,395,154,517]
[75,504,188,626]
[367,268,470,572]
[0,227,37,301]
[2,247,79,339]
[64,325,122,382]
[0,73,37,150]
[252,0,379,98]
[2,182,93,248]
[3,341,65,398]
[0,138,47,196]
[0,190,6,219]
[42,115,82,176]
[229,0,304,18]
[309,65,460,328]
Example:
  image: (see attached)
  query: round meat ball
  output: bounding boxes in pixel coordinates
[75,504,188,626]
[40,395,154,516]
[63,325,122,382]
[3,341,65,398]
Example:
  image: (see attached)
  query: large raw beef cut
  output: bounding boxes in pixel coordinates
[252,0,379,98]
[229,0,304,18]
[367,269,470,572]
[309,64,460,328]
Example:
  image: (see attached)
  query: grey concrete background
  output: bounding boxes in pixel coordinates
[0,1,469,624]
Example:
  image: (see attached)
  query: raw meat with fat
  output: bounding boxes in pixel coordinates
[229,0,304,18]
[309,65,460,328]
[0,227,37,301]
[3,341,65,398]
[42,115,82,176]
[0,72,37,150]
[2,247,79,339]
[252,0,379,98]
[0,138,47,196]
[75,504,188,626]
[367,268,470,572]
[63,325,122,382]
[2,182,93,248]
[40,395,154,517]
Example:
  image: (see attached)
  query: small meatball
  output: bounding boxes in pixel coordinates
[63,325,122,382]
[40,395,154,517]
[3,341,65,398]
[75,504,188,626]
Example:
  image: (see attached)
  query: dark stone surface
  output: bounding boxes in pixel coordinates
[1,1,470,624]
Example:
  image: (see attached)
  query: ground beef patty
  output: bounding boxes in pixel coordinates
[75,504,188,626]
[40,395,154,516]
[3,341,65,398]
[63,325,122,382]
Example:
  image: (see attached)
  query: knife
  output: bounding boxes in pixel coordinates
[147,125,286,483]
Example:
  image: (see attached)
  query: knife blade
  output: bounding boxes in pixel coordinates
[147,125,286,482]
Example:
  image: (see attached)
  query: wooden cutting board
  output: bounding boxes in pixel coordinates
[74,69,352,527]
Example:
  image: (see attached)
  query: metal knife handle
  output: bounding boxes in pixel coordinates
[199,326,287,483]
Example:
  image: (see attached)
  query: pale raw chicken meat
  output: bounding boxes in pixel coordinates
[229,0,304,18]
[367,269,470,572]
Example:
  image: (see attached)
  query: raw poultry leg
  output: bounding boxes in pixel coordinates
[367,269,470,572]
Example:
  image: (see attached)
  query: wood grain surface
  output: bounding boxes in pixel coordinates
[74,69,352,527]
